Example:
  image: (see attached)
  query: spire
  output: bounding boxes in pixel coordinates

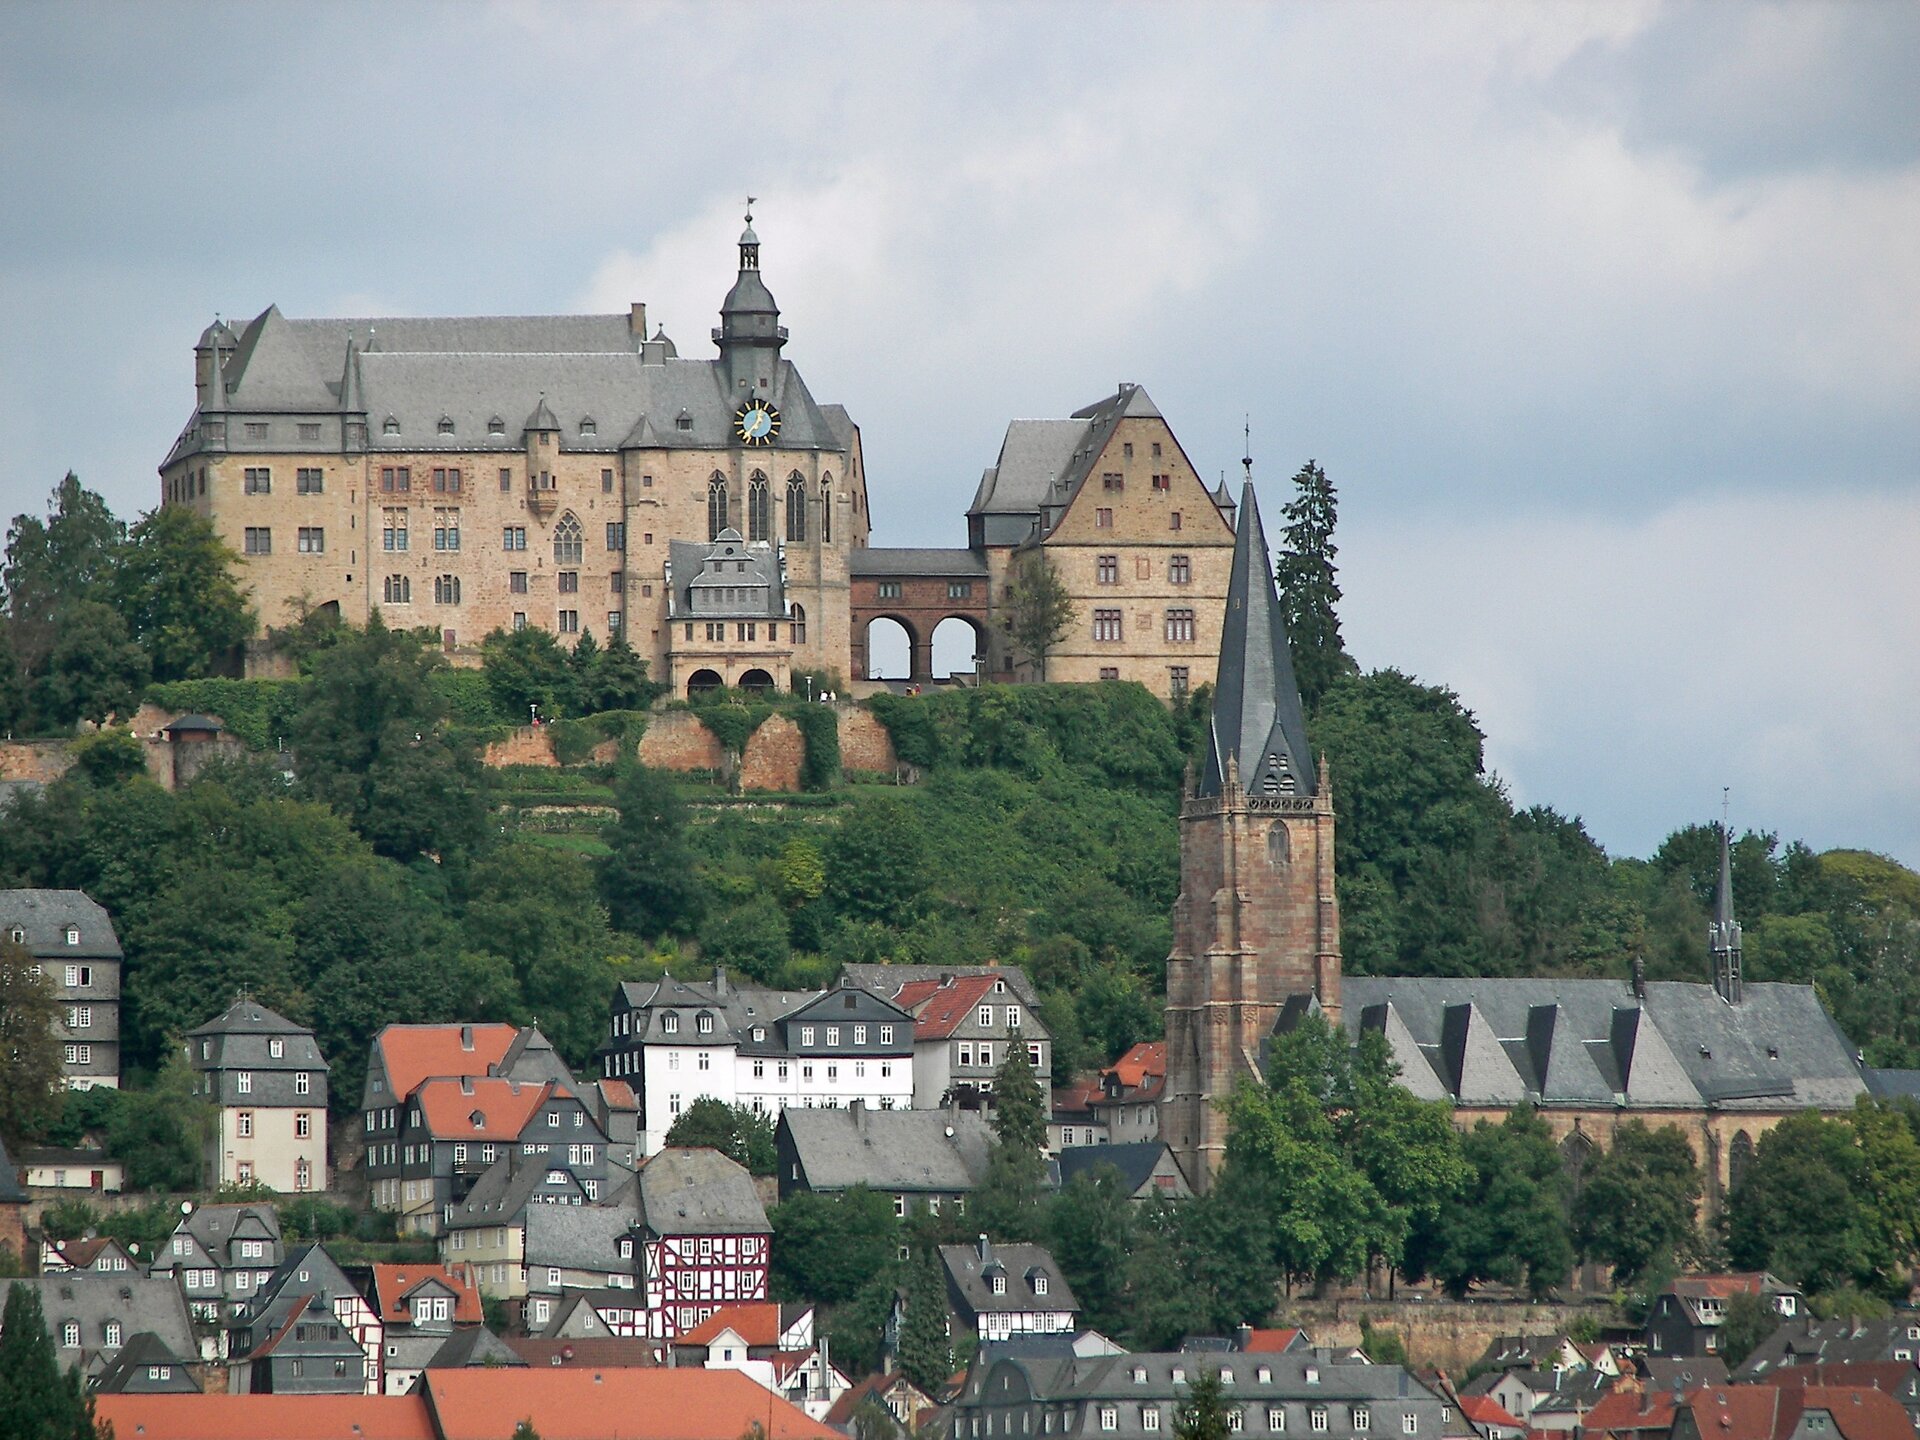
[714,204,786,395]
[1198,479,1315,799]
[739,196,760,270]
[1709,797,1744,1004]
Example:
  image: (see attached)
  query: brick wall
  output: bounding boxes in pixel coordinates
[636,710,727,773]
[483,726,561,768]
[1287,1296,1608,1374]
[739,714,804,792]
[0,742,75,785]
[838,706,898,774]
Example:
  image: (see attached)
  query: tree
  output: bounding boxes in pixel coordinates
[598,765,704,937]
[1273,460,1354,710]
[0,1282,101,1440]
[481,625,580,721]
[114,505,253,681]
[698,896,792,985]
[1419,1105,1571,1299]
[30,601,150,729]
[896,1253,954,1393]
[1173,1367,1233,1440]
[0,938,65,1146]
[1573,1121,1702,1283]
[769,1186,900,1307]
[2,473,125,681]
[1727,1110,1903,1298]
[665,1098,777,1175]
[107,1051,214,1192]
[587,626,661,712]
[973,1042,1049,1240]
[825,799,929,924]
[1003,555,1075,681]
[510,1423,541,1440]
[1046,1169,1134,1336]
[1719,1292,1781,1368]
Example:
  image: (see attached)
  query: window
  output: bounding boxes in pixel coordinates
[1267,1413,1284,1433]
[789,603,807,643]
[748,473,770,541]
[1170,666,1190,698]
[610,573,624,594]
[786,473,808,541]
[1099,667,1119,681]
[663,1014,679,1034]
[558,610,579,633]
[1351,1409,1368,1432]
[1095,508,1113,527]
[1097,554,1119,585]
[499,466,512,490]
[437,414,456,436]
[237,1070,252,1094]
[1102,472,1123,492]
[958,1043,973,1067]
[62,1322,79,1348]
[600,466,613,490]
[557,570,579,594]
[1028,1041,1042,1066]
[554,513,584,564]
[1170,510,1183,531]
[434,508,461,551]
[296,1113,312,1138]
[383,574,411,605]
[503,525,527,551]
[993,1274,1007,1295]
[826,1026,840,1046]
[1310,1412,1326,1434]
[297,467,323,494]
[433,574,461,605]
[1093,609,1123,642]
[1401,1418,1417,1436]
[1100,1409,1117,1432]
[64,1044,77,1064]
[236,1111,253,1137]
[1166,608,1195,643]
[244,467,272,494]
[1169,554,1191,585]
[606,522,625,550]
[296,526,325,554]
[1228,1413,1243,1433]
[381,465,411,492]
[295,1070,311,1095]
[510,571,528,594]
[801,1026,815,1046]
[383,508,408,552]
[432,466,462,492]
[1152,472,1171,491]
[708,474,729,539]
[243,527,271,554]
[978,1043,993,1067]
[878,581,902,600]
[1034,1274,1049,1295]
[879,1024,893,1044]
[1144,1412,1161,1433]
[948,580,973,599]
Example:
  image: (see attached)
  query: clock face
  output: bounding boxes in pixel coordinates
[734,398,781,447]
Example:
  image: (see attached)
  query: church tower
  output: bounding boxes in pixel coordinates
[1162,479,1341,1191]
[1709,819,1744,1004]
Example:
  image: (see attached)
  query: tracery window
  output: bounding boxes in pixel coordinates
[747,472,770,542]
[554,512,584,565]
[709,474,729,540]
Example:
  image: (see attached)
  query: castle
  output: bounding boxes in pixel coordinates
[1162,480,1867,1206]
[161,214,1240,699]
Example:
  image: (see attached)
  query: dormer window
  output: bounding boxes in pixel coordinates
[677,410,693,431]
[662,1013,679,1035]
[1034,1274,1049,1296]
[580,417,597,436]
[991,1273,1007,1295]
[8,927,22,944]
[697,1013,714,1035]
[269,1038,284,1059]
[383,415,400,435]
[753,1027,766,1042]
[65,927,79,945]
[488,415,505,436]
[1133,1367,1148,1384]
[438,415,455,435]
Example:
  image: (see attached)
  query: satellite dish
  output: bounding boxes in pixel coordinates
[180,1200,194,1216]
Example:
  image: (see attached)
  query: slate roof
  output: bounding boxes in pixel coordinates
[1339,977,1866,1112]
[1737,1317,1920,1377]
[636,1147,769,1236]
[939,1240,1078,1318]
[0,889,122,958]
[1053,1142,1179,1196]
[959,1348,1445,1411]
[1197,480,1314,800]
[524,1202,636,1273]
[91,1329,202,1392]
[7,1273,197,1371]
[444,1152,591,1229]
[425,1325,526,1369]
[171,1201,282,1256]
[669,532,787,620]
[779,1107,993,1194]
[849,548,989,577]
[187,997,323,1053]
[1864,1068,1920,1100]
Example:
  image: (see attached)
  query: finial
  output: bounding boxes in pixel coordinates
[745,196,756,225]
[1722,785,1731,830]
[1242,415,1253,481]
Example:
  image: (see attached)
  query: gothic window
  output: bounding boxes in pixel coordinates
[786,473,807,541]
[708,474,729,540]
[554,512,584,565]
[820,474,833,543]
[790,603,807,644]
[1266,824,1290,869]
[747,472,770,542]
[1730,1130,1754,1192]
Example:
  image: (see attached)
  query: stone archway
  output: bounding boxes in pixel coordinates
[687,668,724,695]
[738,668,777,694]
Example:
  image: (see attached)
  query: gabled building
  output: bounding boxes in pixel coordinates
[1669,1383,1916,1440]
[366,1261,485,1396]
[439,1150,599,1299]
[824,1372,936,1438]
[1052,1142,1190,1202]
[227,1245,381,1395]
[150,1202,286,1338]
[523,1202,641,1319]
[17,1145,124,1194]
[2,1272,197,1382]
[932,1237,1078,1347]
[672,1303,849,1420]
[776,1102,993,1215]
[91,1330,203,1394]
[1647,1272,1803,1359]
[187,998,329,1193]
[1736,1315,1920,1378]
[634,1147,771,1340]
[1,888,124,1089]
[893,972,1051,1110]
[40,1234,144,1277]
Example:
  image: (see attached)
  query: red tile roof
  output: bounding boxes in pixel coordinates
[1457,1394,1524,1429]
[1052,1078,1103,1117]
[413,1076,560,1140]
[596,1078,638,1110]
[376,1024,520,1102]
[1668,1271,1780,1299]
[371,1262,485,1325]
[679,1302,784,1348]
[1670,1385,1918,1440]
[1106,1041,1166,1089]
[95,1394,436,1440]
[421,1367,840,1440]
[1239,1327,1304,1353]
[896,974,1001,1039]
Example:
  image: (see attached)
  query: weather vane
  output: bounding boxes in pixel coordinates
[1242,414,1253,480]
[745,196,756,224]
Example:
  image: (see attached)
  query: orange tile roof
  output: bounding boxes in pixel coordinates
[1457,1394,1524,1428]
[96,1393,436,1440]
[896,974,1001,1039]
[678,1302,783,1348]
[1052,1077,1102,1115]
[1669,1271,1777,1299]
[1106,1041,1166,1088]
[1582,1388,1684,1435]
[1239,1327,1303,1352]
[422,1367,840,1440]
[376,1023,520,1102]
[371,1262,485,1325]
[596,1078,638,1109]
[413,1076,559,1140]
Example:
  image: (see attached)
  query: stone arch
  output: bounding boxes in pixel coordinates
[785,472,807,542]
[1560,1129,1596,1188]
[708,473,728,540]
[747,471,770,543]
[930,615,986,679]
[864,615,916,681]
[739,668,776,694]
[687,668,723,695]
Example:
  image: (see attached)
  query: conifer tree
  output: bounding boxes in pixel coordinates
[973,1041,1049,1239]
[897,1253,955,1393]
[1273,460,1355,710]
[1173,1367,1233,1440]
[0,1283,100,1440]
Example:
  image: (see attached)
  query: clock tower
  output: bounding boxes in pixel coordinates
[713,202,789,404]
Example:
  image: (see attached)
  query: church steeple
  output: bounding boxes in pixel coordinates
[1198,479,1316,800]
[713,199,787,398]
[1710,808,1744,1004]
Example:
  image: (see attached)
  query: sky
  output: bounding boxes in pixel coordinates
[2,0,1916,867]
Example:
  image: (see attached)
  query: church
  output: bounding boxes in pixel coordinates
[1161,480,1867,1208]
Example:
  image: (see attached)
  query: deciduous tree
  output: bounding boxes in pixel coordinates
[114,505,253,682]
[665,1098,777,1175]
[770,1186,900,1307]
[1573,1121,1702,1282]
[1003,555,1075,681]
[598,764,704,937]
[0,938,65,1146]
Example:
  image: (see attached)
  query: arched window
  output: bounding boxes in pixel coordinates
[1730,1131,1754,1192]
[434,575,461,605]
[708,473,729,540]
[790,603,807,645]
[383,574,411,605]
[786,473,807,542]
[554,512,583,564]
[820,474,833,543]
[747,472,770,542]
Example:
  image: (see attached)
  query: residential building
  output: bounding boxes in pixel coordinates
[672,1303,849,1420]
[150,1203,285,1339]
[361,1021,574,1214]
[227,1245,382,1395]
[0,888,123,1088]
[1053,1044,1167,1151]
[187,998,329,1193]
[1460,1366,1611,1430]
[504,1334,660,1370]
[366,1261,486,1396]
[17,1145,124,1193]
[950,1347,1460,1440]
[893,971,1052,1109]
[823,1372,936,1438]
[1668,1383,1916,1440]
[839,962,1041,1008]
[522,1203,641,1328]
[40,1235,143,1276]
[929,1237,1078,1348]
[395,1076,608,1237]
[2,1272,197,1382]
[440,1150,598,1300]
[1646,1273,1803,1358]
[91,1330,204,1394]
[775,1102,993,1214]
[963,384,1239,696]
[1736,1316,1920,1378]
[1051,1142,1190,1202]
[416,1366,844,1440]
[601,971,915,1156]
[161,217,870,693]
[95,1392,439,1440]
[633,1146,771,1340]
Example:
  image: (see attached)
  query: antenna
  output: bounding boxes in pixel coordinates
[1722,785,1731,831]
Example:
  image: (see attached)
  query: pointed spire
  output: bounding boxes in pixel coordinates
[1198,479,1315,799]
[1709,797,1744,1004]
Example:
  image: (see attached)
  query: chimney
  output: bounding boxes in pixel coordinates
[629,302,648,340]
[1236,1324,1252,1352]
[1631,955,1647,1001]
[976,1233,992,1263]
[851,1099,867,1132]
[460,1024,475,1051]
[713,966,728,998]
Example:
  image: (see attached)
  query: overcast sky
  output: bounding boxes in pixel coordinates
[3,0,1916,867]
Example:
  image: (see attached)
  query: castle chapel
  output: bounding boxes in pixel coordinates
[1164,483,1868,1206]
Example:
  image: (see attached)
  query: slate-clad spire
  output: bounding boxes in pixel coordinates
[1198,480,1315,798]
[1710,819,1744,1004]
[715,206,786,397]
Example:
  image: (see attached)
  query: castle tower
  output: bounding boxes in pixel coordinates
[1162,479,1341,1191]
[1709,820,1744,1004]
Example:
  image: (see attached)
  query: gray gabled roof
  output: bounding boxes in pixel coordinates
[838,963,1040,1009]
[1197,481,1314,799]
[940,1240,1078,1318]
[91,1330,202,1392]
[0,889,122,960]
[849,548,989,578]
[172,1201,283,1254]
[524,1203,636,1273]
[7,1274,197,1369]
[446,1153,591,1229]
[187,997,322,1053]
[495,1026,576,1089]
[780,1107,993,1194]
[635,1148,769,1236]
[426,1325,528,1369]
[1052,1142,1180,1197]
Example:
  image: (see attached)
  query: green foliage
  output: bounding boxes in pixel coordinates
[431,668,507,728]
[1808,1285,1894,1321]
[1173,1367,1233,1440]
[599,765,705,938]
[825,798,929,924]
[144,678,302,750]
[1573,1120,1703,1282]
[770,1186,900,1307]
[31,600,150,729]
[1718,1292,1782,1367]
[278,1195,359,1243]
[897,1254,954,1393]
[1416,1105,1571,1299]
[1004,554,1076,680]
[1358,1316,1409,1368]
[38,1200,100,1242]
[114,505,254,682]
[664,1098,777,1175]
[1046,1169,1134,1336]
[0,939,65,1145]
[683,692,772,754]
[699,896,792,984]
[481,626,580,721]
[0,1282,103,1440]
[974,1044,1050,1241]
[790,702,842,791]
[108,1052,215,1191]
[70,729,148,786]
[1274,459,1356,710]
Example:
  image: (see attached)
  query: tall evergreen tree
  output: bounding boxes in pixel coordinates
[1273,460,1354,709]
[897,1253,955,1393]
[973,1041,1049,1239]
[1173,1367,1233,1440]
[0,1283,100,1440]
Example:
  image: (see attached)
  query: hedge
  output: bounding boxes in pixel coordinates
[144,679,302,751]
